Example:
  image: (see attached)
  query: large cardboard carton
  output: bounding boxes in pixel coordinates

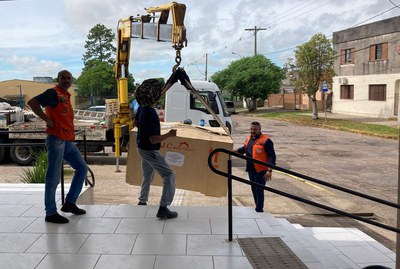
[126,123,233,197]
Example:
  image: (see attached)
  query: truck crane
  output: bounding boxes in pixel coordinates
[113,2,230,169]
[113,2,187,169]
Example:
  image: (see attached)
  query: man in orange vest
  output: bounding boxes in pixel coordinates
[235,121,276,212]
[28,70,87,224]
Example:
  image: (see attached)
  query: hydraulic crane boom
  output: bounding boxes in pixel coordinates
[113,2,187,167]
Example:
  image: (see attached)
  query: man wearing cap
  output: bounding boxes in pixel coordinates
[134,79,178,219]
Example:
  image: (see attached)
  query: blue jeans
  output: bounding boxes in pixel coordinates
[137,148,175,207]
[45,135,87,216]
[248,170,267,212]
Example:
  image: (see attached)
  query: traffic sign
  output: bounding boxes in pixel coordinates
[322,82,329,92]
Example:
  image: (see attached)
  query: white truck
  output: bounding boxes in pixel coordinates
[164,80,233,134]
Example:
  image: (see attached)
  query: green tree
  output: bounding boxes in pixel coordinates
[77,24,135,99]
[82,24,115,67]
[77,61,116,97]
[212,55,285,112]
[285,33,335,119]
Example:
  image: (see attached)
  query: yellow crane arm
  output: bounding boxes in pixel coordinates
[113,2,187,162]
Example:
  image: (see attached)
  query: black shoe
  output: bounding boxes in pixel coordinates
[156,206,178,219]
[61,202,86,215]
[138,201,147,205]
[45,213,69,224]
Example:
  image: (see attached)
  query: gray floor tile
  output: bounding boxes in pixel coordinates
[211,218,261,235]
[20,205,45,217]
[26,233,89,254]
[0,204,33,216]
[132,234,187,255]
[0,194,29,205]
[232,206,261,218]
[214,256,253,269]
[0,253,45,269]
[95,254,155,269]
[68,217,121,234]
[18,194,43,205]
[255,218,278,236]
[154,255,213,269]
[104,204,147,218]
[116,217,164,234]
[187,235,242,256]
[163,217,211,234]
[0,216,36,232]
[76,205,110,218]
[0,233,41,252]
[78,233,137,254]
[23,217,79,234]
[188,206,228,218]
[316,230,370,247]
[36,254,100,269]
[337,245,394,264]
[358,262,395,269]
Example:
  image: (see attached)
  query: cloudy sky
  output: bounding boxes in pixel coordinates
[0,0,399,84]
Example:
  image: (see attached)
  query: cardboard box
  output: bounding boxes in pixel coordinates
[125,123,233,197]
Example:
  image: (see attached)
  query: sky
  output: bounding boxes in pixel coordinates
[0,0,400,85]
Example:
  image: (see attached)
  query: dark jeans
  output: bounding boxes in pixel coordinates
[248,170,266,212]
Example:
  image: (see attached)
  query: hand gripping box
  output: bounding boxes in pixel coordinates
[125,123,233,197]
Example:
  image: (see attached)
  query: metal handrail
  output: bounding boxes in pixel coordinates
[207,148,400,241]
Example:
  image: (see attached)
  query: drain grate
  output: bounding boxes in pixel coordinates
[238,237,308,269]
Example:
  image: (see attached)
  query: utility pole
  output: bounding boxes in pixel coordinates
[205,53,208,81]
[245,26,268,56]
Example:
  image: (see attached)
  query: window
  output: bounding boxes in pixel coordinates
[369,85,386,101]
[340,48,355,64]
[369,43,388,61]
[189,91,219,114]
[340,85,354,99]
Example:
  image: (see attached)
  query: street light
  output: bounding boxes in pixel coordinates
[231,51,243,59]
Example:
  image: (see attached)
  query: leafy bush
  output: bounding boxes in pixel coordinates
[21,150,47,183]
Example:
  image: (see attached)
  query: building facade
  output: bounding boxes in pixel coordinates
[0,79,78,108]
[332,16,400,118]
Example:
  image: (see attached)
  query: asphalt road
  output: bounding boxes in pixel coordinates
[229,112,398,251]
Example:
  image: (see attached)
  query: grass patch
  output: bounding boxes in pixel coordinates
[258,111,399,139]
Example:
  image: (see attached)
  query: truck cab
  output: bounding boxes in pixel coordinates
[164,80,233,134]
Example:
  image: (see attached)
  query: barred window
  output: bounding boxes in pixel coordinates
[340,85,354,99]
[369,85,386,101]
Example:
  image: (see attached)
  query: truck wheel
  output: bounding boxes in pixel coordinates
[10,144,36,166]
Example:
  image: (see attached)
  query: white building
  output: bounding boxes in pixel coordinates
[332,16,400,118]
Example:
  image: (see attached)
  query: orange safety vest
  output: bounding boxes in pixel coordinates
[244,133,270,172]
[45,86,75,141]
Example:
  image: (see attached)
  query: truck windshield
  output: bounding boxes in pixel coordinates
[216,91,230,117]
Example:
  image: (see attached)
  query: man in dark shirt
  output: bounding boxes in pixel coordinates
[235,121,276,212]
[134,79,178,219]
[27,70,87,224]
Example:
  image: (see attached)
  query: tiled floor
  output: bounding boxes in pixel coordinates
[0,184,396,269]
